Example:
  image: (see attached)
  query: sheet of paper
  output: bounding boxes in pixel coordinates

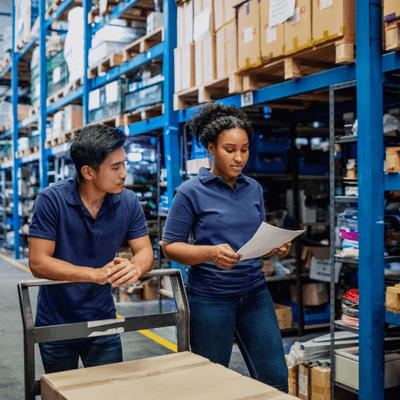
[237,222,304,261]
[269,0,295,27]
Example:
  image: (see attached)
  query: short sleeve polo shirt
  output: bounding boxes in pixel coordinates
[162,167,267,297]
[29,177,148,327]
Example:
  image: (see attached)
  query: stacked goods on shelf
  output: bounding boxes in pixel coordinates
[64,7,84,83]
[0,102,9,129]
[0,12,11,61]
[47,48,69,96]
[215,0,237,79]
[14,0,39,48]
[175,0,195,92]
[89,20,146,68]
[89,79,124,123]
[384,0,400,51]
[337,207,358,258]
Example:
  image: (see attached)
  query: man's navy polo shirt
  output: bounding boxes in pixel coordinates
[29,177,148,327]
[162,167,267,297]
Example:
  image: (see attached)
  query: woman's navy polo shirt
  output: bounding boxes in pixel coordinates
[162,167,267,297]
[29,177,148,327]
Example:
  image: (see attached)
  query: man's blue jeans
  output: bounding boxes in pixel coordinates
[187,284,288,393]
[39,333,122,373]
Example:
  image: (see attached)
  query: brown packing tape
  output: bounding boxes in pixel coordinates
[217,17,237,33]
[285,39,312,56]
[238,57,262,72]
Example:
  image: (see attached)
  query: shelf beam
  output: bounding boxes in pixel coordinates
[356,1,385,400]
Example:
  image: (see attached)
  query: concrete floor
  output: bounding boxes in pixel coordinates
[0,249,321,399]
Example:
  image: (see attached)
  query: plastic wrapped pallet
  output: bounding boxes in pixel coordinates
[14,0,39,48]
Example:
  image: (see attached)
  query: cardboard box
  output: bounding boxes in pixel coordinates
[214,0,236,31]
[174,43,196,92]
[384,0,400,22]
[41,351,299,400]
[146,11,163,35]
[290,282,329,306]
[140,277,159,301]
[195,34,217,86]
[260,0,285,61]
[177,0,194,47]
[193,0,215,41]
[288,363,298,397]
[64,105,83,133]
[216,19,238,79]
[301,245,330,269]
[311,366,330,400]
[186,157,212,175]
[274,303,292,330]
[284,0,312,55]
[237,0,261,70]
[298,363,312,400]
[312,0,356,45]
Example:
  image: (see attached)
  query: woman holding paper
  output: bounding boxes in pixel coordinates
[162,103,291,393]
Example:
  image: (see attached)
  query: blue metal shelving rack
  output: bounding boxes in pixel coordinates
[1,0,400,396]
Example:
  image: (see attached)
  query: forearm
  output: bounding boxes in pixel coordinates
[162,242,212,265]
[130,246,154,275]
[29,254,98,283]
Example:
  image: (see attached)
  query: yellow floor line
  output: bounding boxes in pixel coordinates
[0,253,31,274]
[1,255,177,352]
[116,314,177,352]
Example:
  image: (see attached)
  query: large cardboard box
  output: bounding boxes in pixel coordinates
[301,245,330,269]
[383,0,400,22]
[290,282,329,306]
[193,0,215,41]
[174,43,195,92]
[284,0,312,55]
[288,363,298,397]
[237,0,261,71]
[216,20,238,79]
[214,0,236,31]
[260,0,285,61]
[41,351,299,400]
[195,34,217,86]
[186,157,212,175]
[311,366,330,400]
[177,0,194,47]
[64,105,83,133]
[274,303,292,330]
[312,0,356,45]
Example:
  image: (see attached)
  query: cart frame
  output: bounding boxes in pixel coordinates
[18,269,190,400]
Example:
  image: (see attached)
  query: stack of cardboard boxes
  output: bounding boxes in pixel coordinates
[384,0,400,51]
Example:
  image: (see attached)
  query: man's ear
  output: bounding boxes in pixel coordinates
[208,143,215,155]
[81,165,93,180]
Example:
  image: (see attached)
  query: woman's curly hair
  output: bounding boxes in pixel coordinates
[185,103,253,148]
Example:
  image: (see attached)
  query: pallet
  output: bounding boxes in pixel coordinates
[46,77,84,106]
[173,74,243,110]
[123,103,164,125]
[87,53,124,79]
[45,129,80,149]
[89,0,150,24]
[122,26,164,62]
[87,114,126,129]
[15,146,40,159]
[385,19,400,52]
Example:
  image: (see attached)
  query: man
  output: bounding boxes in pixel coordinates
[28,124,154,373]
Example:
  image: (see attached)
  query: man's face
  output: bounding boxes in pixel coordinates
[91,147,128,194]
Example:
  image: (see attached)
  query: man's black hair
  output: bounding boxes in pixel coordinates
[70,124,129,180]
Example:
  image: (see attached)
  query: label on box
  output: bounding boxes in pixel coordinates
[241,91,253,107]
[53,67,61,84]
[106,81,118,104]
[89,89,100,111]
[289,7,300,26]
[266,26,277,44]
[243,26,254,44]
[298,366,308,396]
[269,0,295,27]
[193,9,210,41]
[320,0,333,10]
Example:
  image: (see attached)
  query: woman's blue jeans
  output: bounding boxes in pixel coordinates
[187,283,288,393]
[39,333,122,373]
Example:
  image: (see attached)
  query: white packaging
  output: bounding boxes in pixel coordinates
[146,12,163,35]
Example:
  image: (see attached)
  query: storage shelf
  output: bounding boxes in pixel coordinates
[385,311,400,327]
[45,0,77,29]
[47,86,84,114]
[335,196,358,203]
[334,319,359,334]
[334,381,359,395]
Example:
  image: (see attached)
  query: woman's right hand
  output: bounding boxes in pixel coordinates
[209,244,241,270]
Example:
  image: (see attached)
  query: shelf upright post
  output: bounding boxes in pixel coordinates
[11,0,21,259]
[39,0,49,188]
[83,0,93,126]
[356,1,385,399]
[162,0,184,278]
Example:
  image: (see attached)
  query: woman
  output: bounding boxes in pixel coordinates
[162,103,291,393]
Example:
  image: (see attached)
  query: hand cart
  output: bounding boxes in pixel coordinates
[18,269,190,400]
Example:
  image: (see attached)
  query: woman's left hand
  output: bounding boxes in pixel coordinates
[263,242,292,258]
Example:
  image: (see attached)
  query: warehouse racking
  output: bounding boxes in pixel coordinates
[0,0,400,398]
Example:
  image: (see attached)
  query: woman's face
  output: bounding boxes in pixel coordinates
[208,128,249,186]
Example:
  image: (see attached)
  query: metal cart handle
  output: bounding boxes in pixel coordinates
[18,269,190,400]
